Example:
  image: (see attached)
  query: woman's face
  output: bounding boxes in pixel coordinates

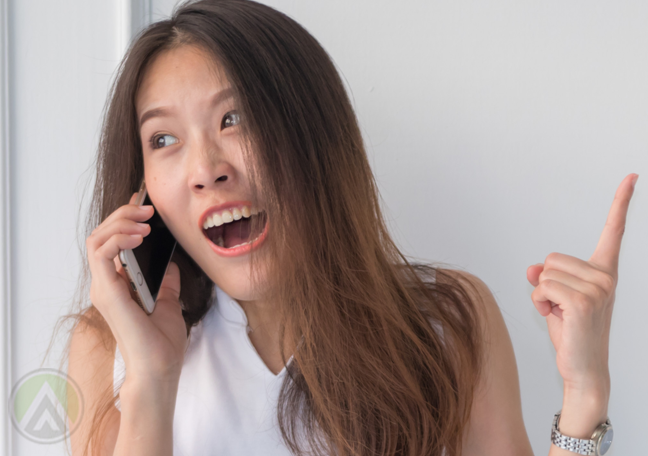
[135,45,270,303]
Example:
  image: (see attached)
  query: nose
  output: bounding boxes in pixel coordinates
[187,144,237,193]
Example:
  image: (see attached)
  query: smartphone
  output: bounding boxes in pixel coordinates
[118,179,178,314]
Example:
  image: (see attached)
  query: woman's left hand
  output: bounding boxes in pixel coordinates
[526,173,638,394]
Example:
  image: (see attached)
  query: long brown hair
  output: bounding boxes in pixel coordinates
[47,1,485,455]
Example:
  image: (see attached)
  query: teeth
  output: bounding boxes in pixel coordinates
[210,213,223,228]
[228,238,256,249]
[228,227,265,249]
[202,205,262,230]
[212,225,264,250]
[221,210,233,223]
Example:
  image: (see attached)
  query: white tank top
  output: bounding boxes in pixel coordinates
[114,276,446,456]
[114,284,296,455]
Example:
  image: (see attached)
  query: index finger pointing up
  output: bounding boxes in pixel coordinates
[589,173,638,274]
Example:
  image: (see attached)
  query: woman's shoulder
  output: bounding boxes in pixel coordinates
[420,267,503,351]
[435,268,497,313]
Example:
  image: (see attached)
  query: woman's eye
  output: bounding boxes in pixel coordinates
[149,134,179,150]
[221,110,240,130]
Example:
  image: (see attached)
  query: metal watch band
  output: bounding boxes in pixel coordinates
[551,410,610,456]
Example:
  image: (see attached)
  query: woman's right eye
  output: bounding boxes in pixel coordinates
[149,134,179,150]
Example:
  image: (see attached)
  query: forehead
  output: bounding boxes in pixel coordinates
[136,45,229,111]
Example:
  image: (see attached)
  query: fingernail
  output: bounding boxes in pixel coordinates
[632,174,639,189]
[140,205,153,211]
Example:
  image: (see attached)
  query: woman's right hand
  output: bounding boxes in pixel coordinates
[86,192,188,387]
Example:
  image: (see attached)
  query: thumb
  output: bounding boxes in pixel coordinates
[157,261,181,304]
[526,263,544,287]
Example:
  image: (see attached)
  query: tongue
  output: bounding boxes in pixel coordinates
[223,217,252,248]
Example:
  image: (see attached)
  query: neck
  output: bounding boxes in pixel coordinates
[237,299,297,372]
[238,298,275,333]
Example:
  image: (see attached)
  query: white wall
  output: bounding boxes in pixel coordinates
[6,0,126,454]
[1,0,10,453]
[5,0,645,454]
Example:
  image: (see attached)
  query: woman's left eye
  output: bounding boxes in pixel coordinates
[149,134,179,150]
[221,110,240,130]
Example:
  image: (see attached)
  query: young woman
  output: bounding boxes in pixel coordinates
[55,1,637,455]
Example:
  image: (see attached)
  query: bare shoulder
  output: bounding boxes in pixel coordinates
[438,269,510,345]
[439,269,534,456]
[68,307,120,456]
[440,269,498,324]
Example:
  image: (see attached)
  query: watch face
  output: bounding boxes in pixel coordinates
[599,428,613,455]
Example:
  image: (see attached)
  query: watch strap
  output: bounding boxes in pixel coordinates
[551,410,610,455]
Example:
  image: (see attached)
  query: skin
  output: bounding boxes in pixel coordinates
[135,45,289,374]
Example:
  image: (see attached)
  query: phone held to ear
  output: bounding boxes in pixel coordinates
[118,179,178,314]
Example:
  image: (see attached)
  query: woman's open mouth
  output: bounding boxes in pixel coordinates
[202,208,269,257]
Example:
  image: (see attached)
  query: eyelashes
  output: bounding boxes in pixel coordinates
[148,110,240,150]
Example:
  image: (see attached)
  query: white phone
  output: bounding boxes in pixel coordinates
[118,179,178,314]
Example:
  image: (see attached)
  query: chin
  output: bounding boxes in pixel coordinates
[176,229,272,303]
[202,257,270,303]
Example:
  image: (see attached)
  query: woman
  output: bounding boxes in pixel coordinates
[53,1,636,455]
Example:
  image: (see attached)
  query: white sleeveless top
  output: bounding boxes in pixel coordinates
[114,284,295,455]
[114,275,446,456]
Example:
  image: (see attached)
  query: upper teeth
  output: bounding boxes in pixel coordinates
[203,205,261,230]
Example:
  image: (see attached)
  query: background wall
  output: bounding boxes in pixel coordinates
[4,0,646,454]
[5,0,128,454]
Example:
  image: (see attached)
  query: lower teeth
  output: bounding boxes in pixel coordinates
[215,234,261,249]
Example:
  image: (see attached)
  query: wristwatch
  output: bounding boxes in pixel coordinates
[551,409,613,455]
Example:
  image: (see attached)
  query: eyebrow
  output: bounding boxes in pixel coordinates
[138,87,235,129]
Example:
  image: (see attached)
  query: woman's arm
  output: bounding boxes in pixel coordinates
[554,387,609,456]
[112,375,180,456]
[454,270,610,456]
[449,270,535,456]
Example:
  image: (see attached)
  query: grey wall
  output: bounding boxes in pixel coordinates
[5,0,645,454]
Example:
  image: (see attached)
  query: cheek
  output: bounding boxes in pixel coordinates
[144,158,180,194]
[144,157,185,194]
[144,180,184,234]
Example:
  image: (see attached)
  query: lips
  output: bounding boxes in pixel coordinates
[204,212,269,257]
[202,210,267,247]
